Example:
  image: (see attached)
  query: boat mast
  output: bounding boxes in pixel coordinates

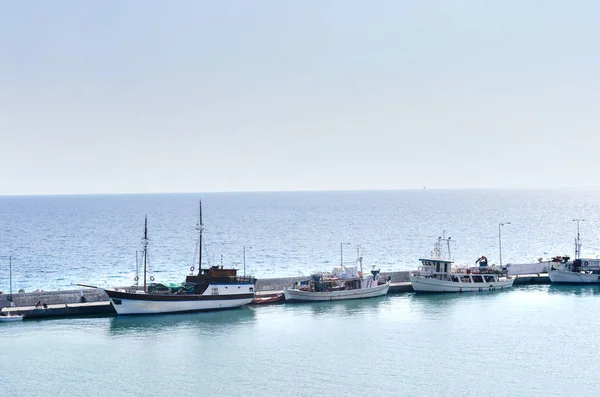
[143,215,148,293]
[357,245,363,278]
[574,219,584,259]
[436,231,451,260]
[197,200,203,275]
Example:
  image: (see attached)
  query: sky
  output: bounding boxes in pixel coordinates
[1,1,599,195]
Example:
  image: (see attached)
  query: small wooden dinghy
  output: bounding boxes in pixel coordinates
[250,293,285,305]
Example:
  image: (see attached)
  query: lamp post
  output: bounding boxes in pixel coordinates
[573,219,585,259]
[498,222,511,268]
[340,242,351,267]
[9,256,12,303]
[1,256,14,304]
[243,246,252,277]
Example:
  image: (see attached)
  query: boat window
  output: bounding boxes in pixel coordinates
[461,276,471,283]
[484,275,495,283]
[249,287,254,292]
[113,299,122,305]
[450,276,459,282]
[472,275,483,283]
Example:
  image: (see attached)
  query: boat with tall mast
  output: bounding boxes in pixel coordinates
[548,219,600,284]
[283,245,390,302]
[103,201,256,315]
[410,234,513,293]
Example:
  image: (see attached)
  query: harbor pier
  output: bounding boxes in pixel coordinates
[1,271,549,319]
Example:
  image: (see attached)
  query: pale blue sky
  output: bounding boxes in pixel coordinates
[1,1,599,194]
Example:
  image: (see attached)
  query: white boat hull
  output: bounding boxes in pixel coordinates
[283,282,390,302]
[548,270,600,284]
[410,276,514,293]
[104,286,255,315]
[0,314,23,322]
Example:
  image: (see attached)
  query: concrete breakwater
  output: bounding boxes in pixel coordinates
[0,271,547,319]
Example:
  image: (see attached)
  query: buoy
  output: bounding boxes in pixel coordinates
[190,266,195,272]
[150,276,155,281]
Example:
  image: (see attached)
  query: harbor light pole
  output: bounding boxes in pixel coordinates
[9,256,12,304]
[573,219,585,259]
[498,222,511,268]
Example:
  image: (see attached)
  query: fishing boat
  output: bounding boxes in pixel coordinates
[283,247,391,302]
[410,235,514,293]
[103,201,256,315]
[548,220,600,284]
[0,312,23,322]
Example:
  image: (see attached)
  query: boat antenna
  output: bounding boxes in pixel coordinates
[197,200,203,275]
[357,245,363,278]
[143,215,148,293]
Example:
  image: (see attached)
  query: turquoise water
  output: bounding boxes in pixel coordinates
[3,285,600,396]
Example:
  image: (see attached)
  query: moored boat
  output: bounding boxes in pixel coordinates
[410,235,514,293]
[548,258,600,284]
[0,312,23,322]
[104,201,256,315]
[547,221,600,284]
[250,293,285,305]
[284,251,391,302]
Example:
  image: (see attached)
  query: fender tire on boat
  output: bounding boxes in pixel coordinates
[190,266,195,272]
[150,276,155,281]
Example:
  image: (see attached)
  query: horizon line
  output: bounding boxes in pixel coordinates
[1,185,599,198]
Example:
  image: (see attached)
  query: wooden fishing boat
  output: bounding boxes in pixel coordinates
[284,247,391,302]
[104,201,256,315]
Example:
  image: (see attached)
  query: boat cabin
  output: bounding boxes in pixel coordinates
[293,276,362,292]
[417,258,453,280]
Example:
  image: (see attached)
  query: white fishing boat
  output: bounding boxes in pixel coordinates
[410,235,514,293]
[548,258,600,283]
[284,248,391,302]
[103,201,256,315]
[548,221,600,284]
[0,312,23,322]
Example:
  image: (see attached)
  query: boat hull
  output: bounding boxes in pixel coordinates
[0,314,23,322]
[283,283,390,302]
[410,277,514,293]
[548,270,600,284]
[104,289,254,315]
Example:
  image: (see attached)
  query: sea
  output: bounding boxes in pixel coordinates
[2,189,600,396]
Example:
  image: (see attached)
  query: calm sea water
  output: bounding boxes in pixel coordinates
[2,285,600,396]
[1,189,600,291]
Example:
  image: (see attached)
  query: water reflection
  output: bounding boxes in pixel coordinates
[282,295,390,317]
[107,307,256,335]
[547,284,600,296]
